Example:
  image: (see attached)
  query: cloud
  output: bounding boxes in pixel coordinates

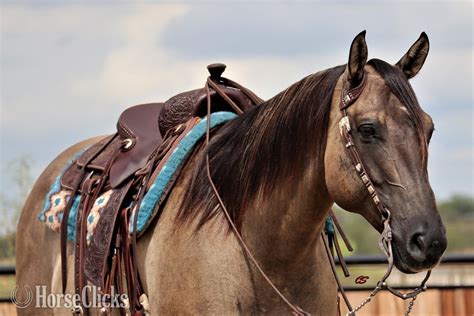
[160,2,472,59]
[72,4,198,104]
[69,4,350,103]
[1,2,472,199]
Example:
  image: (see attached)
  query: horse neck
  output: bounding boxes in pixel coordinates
[241,170,332,266]
[237,101,334,271]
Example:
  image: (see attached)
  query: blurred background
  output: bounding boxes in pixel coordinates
[1,1,472,315]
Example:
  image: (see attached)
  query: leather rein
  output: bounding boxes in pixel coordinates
[204,72,431,315]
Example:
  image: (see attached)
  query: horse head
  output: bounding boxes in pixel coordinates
[325,31,447,273]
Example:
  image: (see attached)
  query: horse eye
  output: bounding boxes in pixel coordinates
[358,125,377,138]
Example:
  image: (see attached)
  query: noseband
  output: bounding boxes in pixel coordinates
[204,72,431,316]
[336,74,431,315]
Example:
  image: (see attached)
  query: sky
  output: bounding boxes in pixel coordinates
[0,1,472,201]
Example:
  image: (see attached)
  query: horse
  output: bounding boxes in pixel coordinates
[16,31,447,315]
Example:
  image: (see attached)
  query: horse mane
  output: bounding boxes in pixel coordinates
[177,65,346,230]
[367,59,429,169]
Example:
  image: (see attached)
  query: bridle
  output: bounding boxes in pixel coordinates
[204,71,431,316]
[336,73,431,315]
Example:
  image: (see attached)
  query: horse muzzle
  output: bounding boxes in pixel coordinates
[392,223,447,273]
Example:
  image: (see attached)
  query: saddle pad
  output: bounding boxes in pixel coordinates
[38,112,238,241]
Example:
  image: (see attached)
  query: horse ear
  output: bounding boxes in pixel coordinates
[347,30,368,85]
[396,32,430,79]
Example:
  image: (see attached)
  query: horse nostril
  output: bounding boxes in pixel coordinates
[408,232,426,261]
[403,227,447,267]
[415,234,426,251]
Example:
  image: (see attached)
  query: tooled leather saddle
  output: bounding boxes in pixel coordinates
[59,63,262,315]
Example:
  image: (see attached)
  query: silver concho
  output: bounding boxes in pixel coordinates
[122,138,134,151]
[338,116,351,134]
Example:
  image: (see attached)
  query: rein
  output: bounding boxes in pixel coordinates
[204,72,431,315]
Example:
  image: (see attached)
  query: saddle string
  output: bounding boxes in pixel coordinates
[128,147,160,311]
[74,144,123,315]
[75,178,96,314]
[61,133,119,294]
[204,78,309,316]
[117,140,166,314]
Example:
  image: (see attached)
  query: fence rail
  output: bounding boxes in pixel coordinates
[0,266,14,276]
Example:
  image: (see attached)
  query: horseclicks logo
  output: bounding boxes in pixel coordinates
[10,285,127,309]
[11,285,33,308]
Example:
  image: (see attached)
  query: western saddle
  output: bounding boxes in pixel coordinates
[59,63,262,315]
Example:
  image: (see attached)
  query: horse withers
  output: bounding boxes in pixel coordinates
[16,31,446,315]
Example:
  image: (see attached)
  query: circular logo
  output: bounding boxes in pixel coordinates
[11,285,33,309]
[355,275,370,284]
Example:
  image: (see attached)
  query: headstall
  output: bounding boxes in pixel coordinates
[336,73,431,315]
